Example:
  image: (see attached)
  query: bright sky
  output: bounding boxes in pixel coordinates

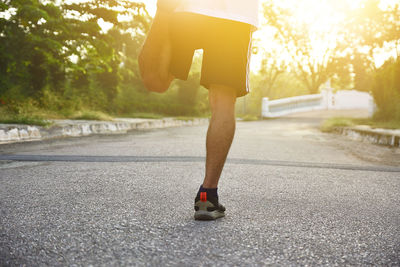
[130,0,399,72]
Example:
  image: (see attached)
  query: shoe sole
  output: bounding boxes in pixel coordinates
[194,210,225,221]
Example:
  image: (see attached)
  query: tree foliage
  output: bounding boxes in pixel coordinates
[260,0,400,94]
[0,0,147,104]
[262,0,343,94]
[372,58,400,121]
[1,0,399,118]
[343,0,400,92]
[0,0,206,117]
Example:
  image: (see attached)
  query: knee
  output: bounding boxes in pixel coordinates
[209,84,236,115]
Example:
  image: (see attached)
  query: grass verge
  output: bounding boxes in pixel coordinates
[0,108,52,126]
[71,110,113,121]
[0,115,52,127]
[1,105,212,127]
[320,117,355,132]
[321,117,400,132]
[174,115,209,121]
[238,114,260,121]
[119,112,164,119]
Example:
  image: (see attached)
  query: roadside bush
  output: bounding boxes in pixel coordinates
[372,58,400,121]
[114,71,209,117]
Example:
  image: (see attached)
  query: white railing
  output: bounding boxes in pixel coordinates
[262,94,325,118]
[261,88,375,118]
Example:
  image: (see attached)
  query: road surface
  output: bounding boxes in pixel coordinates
[1,112,399,265]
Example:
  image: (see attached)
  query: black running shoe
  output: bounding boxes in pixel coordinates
[194,192,225,220]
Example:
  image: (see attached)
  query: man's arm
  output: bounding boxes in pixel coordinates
[157,0,182,13]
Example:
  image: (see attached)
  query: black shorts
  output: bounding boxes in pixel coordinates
[169,12,253,97]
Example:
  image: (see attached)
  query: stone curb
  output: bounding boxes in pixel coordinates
[0,118,209,145]
[334,125,400,147]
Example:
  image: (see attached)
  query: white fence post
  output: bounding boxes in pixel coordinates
[261,97,269,118]
[368,96,376,117]
[321,80,334,110]
[321,89,330,109]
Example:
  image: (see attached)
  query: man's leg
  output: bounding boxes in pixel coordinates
[203,84,237,188]
[194,84,236,220]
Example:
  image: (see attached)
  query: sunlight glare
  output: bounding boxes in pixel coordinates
[134,0,398,71]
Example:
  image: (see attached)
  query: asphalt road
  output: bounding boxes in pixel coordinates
[1,112,399,266]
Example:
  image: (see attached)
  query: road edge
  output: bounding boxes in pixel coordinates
[333,125,400,147]
[0,118,209,144]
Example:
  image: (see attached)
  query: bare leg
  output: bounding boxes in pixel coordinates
[202,84,237,188]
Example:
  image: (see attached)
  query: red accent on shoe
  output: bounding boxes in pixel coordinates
[200,192,207,202]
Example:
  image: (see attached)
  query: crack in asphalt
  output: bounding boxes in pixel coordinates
[1,155,399,173]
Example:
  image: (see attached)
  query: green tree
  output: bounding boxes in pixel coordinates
[0,0,150,114]
[372,58,400,120]
[258,50,286,97]
[342,0,400,91]
[262,0,344,94]
[61,0,149,110]
[0,0,67,99]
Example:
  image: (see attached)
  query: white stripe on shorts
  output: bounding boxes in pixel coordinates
[245,31,253,94]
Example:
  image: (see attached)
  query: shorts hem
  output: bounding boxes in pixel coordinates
[200,80,248,98]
